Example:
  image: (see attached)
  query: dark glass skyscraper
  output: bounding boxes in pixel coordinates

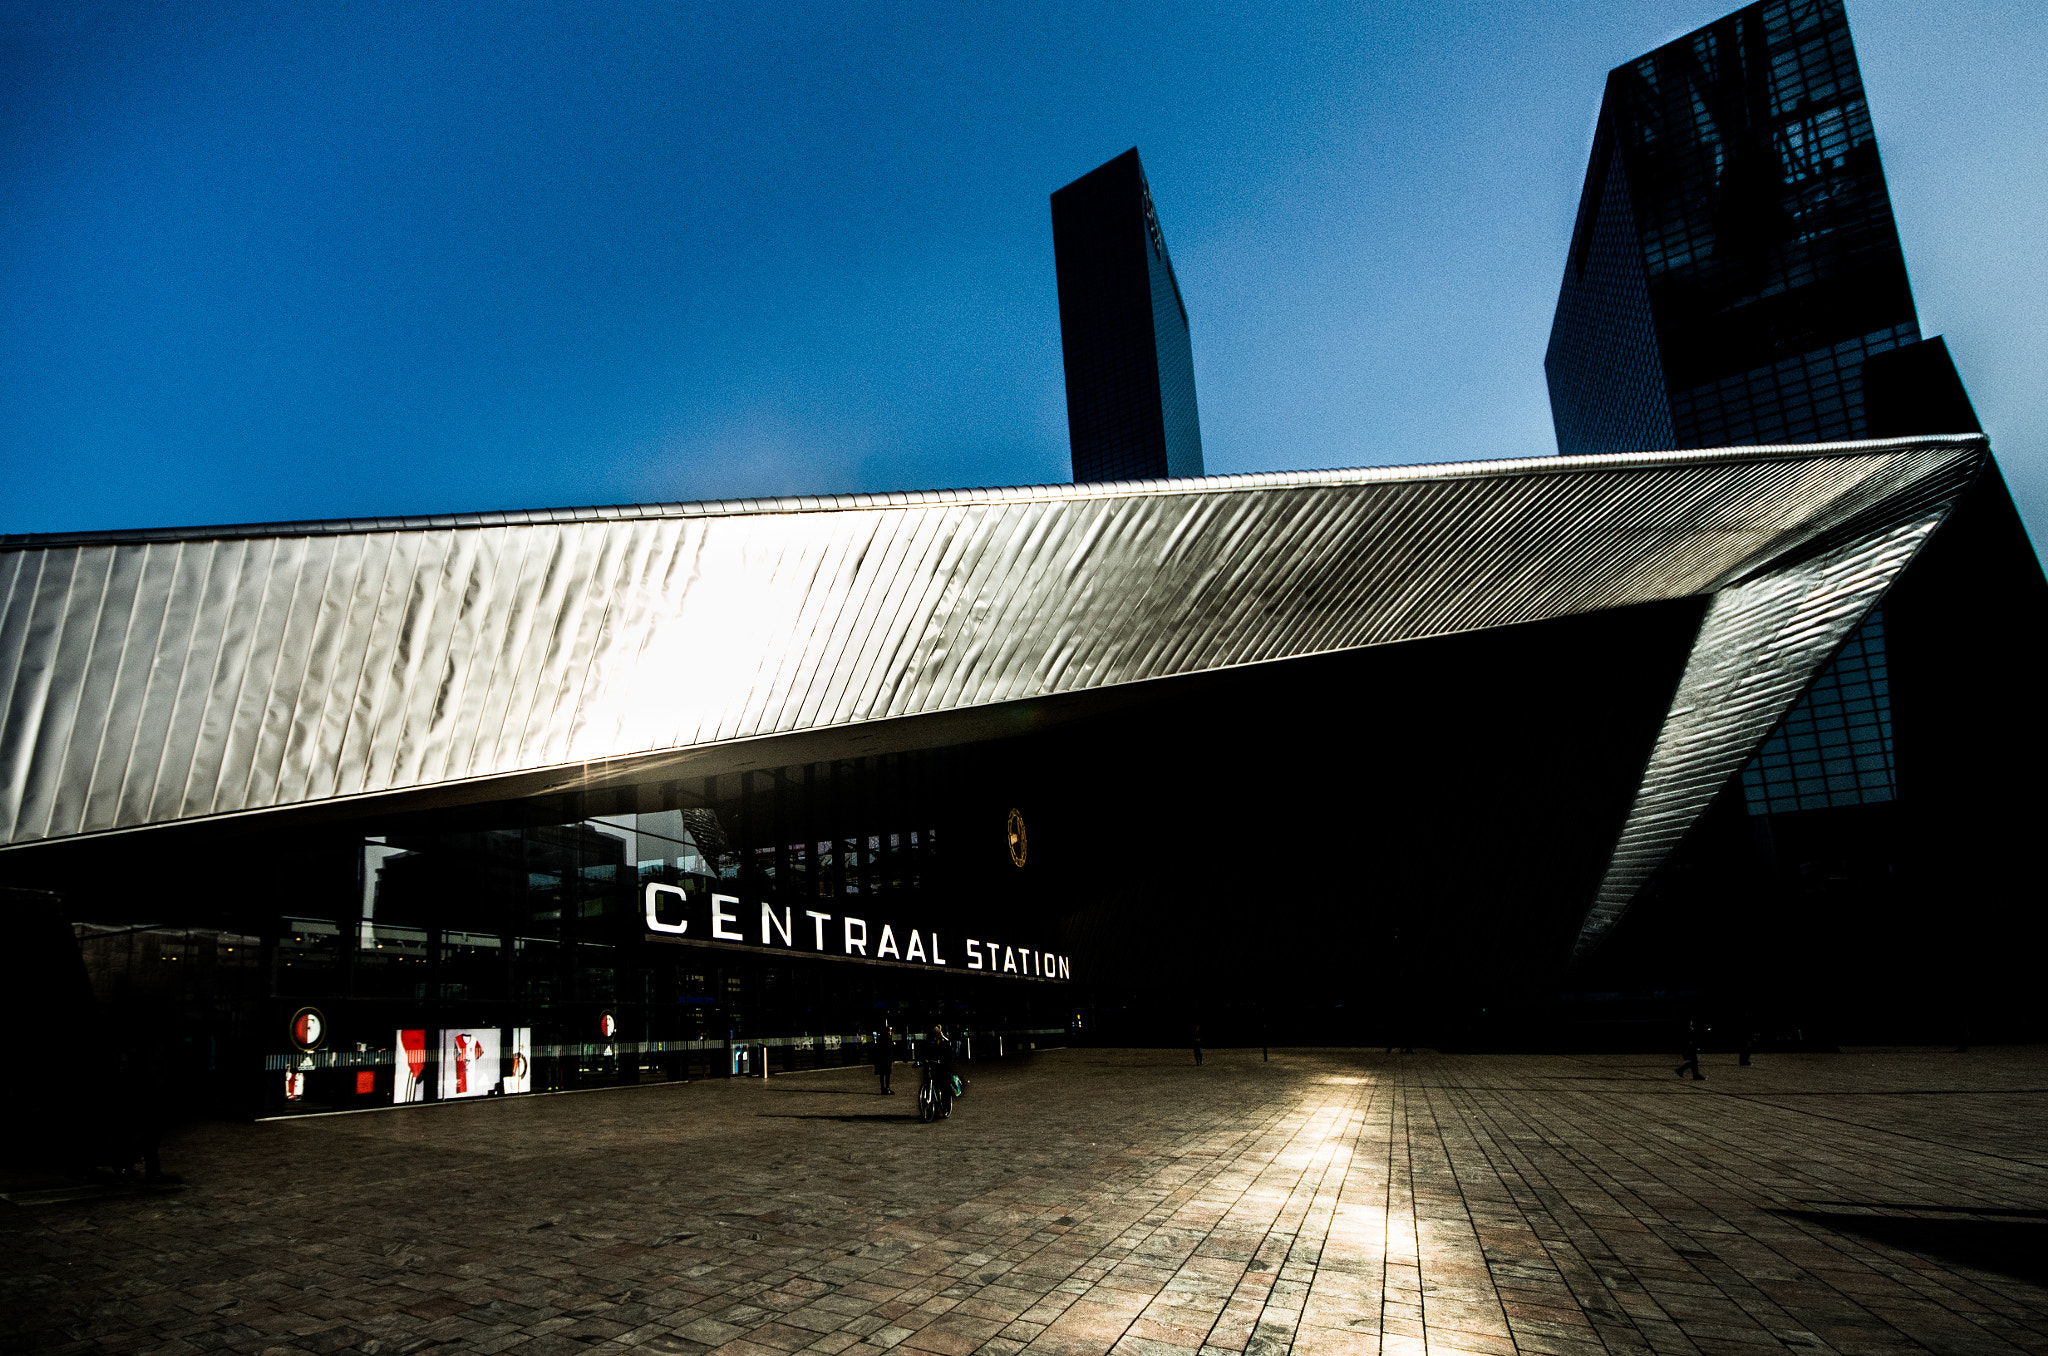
[1545,0,1933,456]
[1543,0,2048,1047]
[1051,148,1204,483]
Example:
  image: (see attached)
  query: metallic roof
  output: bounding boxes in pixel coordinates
[0,436,1988,953]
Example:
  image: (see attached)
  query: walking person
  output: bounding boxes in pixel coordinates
[922,1021,959,1119]
[872,1023,896,1095]
[1192,1024,1203,1066]
[1674,1017,1706,1081]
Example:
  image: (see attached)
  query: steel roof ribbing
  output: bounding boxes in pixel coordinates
[0,437,1987,952]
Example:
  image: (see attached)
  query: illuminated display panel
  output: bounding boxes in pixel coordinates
[439,1028,500,1100]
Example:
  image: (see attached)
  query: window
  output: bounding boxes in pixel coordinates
[1740,609,1895,815]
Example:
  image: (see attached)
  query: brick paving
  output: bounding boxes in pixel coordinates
[4,1047,2047,1356]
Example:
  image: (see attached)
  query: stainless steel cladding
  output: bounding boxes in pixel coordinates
[0,437,1988,947]
[1575,482,1965,956]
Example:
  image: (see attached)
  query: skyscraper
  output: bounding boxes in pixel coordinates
[1051,148,1204,483]
[1544,0,1960,456]
[1544,0,2048,1042]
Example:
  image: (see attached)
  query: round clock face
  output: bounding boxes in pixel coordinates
[290,1006,325,1052]
[1006,808,1028,869]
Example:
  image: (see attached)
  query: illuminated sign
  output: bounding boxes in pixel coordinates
[395,1029,427,1104]
[642,883,1069,981]
[440,1028,500,1099]
[289,1006,325,1052]
[505,1028,532,1094]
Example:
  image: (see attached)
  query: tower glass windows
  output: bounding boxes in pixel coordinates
[1051,148,1204,484]
[1545,0,1921,456]
[1740,609,1896,815]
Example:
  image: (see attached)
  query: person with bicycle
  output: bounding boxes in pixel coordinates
[918,1022,959,1121]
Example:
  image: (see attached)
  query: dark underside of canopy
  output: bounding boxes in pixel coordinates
[0,598,1710,1039]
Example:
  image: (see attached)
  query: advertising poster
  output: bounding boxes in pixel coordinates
[505,1027,532,1094]
[439,1027,500,1099]
[395,1029,428,1104]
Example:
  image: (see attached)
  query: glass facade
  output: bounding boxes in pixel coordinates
[1545,119,1675,458]
[1546,0,1920,455]
[1051,147,1205,483]
[1669,322,1916,446]
[54,748,1073,1119]
[1740,609,1896,815]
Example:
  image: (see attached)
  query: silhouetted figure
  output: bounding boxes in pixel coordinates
[116,1033,179,1182]
[1739,1029,1754,1067]
[872,1024,896,1095]
[925,1022,959,1118]
[1674,1019,1706,1081]
[1192,1025,1203,1066]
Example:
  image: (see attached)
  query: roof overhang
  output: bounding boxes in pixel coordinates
[0,436,1992,951]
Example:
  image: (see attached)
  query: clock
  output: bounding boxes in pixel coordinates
[1006,808,1028,868]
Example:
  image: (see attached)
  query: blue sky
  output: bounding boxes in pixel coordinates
[4,0,2043,544]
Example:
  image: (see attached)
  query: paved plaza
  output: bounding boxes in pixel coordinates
[4,1048,2046,1356]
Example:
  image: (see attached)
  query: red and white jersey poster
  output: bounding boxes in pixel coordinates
[505,1027,532,1094]
[439,1027,500,1099]
[395,1029,428,1104]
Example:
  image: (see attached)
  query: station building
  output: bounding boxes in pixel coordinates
[2,433,2040,1135]
[7,0,2044,1139]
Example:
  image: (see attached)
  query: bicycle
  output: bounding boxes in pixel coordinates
[915,1059,953,1122]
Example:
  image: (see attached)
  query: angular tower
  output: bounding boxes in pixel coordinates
[1543,0,2048,1046]
[1051,148,1204,483]
[1544,0,1958,456]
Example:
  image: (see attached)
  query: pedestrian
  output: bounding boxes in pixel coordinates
[872,1023,896,1095]
[1674,1017,1706,1081]
[1192,1024,1203,1066]
[926,1022,959,1118]
[115,1030,179,1183]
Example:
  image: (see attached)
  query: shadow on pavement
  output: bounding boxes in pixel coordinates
[1775,1209,2048,1286]
[1799,1201,2048,1218]
[0,1180,187,1207]
[755,1112,920,1123]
